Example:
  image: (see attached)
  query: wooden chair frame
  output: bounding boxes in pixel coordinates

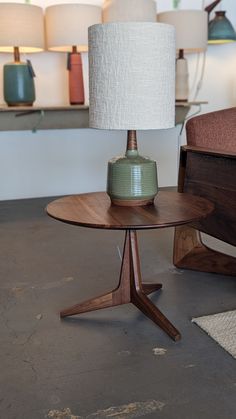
[174,145,236,276]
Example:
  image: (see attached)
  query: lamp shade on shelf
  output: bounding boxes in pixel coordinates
[45,4,102,53]
[0,3,44,53]
[89,22,175,130]
[157,10,208,53]
[0,3,44,107]
[45,3,102,106]
[102,0,157,22]
[89,22,175,206]
[208,11,236,44]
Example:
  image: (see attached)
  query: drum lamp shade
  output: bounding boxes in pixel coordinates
[45,4,102,52]
[88,22,175,130]
[102,0,157,23]
[0,3,44,53]
[158,10,208,53]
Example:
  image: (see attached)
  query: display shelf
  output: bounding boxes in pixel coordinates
[0,102,207,131]
[0,105,89,131]
[175,101,208,125]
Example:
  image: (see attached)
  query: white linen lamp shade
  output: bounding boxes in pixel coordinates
[45,4,102,105]
[0,3,44,53]
[158,10,208,101]
[89,22,175,206]
[158,10,208,53]
[0,3,44,106]
[46,4,102,53]
[102,0,157,23]
[89,23,175,130]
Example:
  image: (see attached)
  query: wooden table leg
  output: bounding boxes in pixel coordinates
[60,230,132,318]
[60,230,181,341]
[129,230,181,342]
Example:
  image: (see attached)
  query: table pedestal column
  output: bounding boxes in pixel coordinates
[60,230,181,342]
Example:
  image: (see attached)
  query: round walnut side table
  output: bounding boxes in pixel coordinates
[47,191,214,342]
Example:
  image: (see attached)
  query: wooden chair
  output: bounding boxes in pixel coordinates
[173,107,236,276]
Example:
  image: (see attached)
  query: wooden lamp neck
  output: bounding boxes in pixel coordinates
[14,47,20,62]
[178,49,184,59]
[127,130,137,152]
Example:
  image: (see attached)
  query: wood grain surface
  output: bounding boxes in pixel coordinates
[47,191,214,231]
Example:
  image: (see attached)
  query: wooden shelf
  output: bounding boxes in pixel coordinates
[175,101,208,125]
[0,105,89,131]
[0,102,207,131]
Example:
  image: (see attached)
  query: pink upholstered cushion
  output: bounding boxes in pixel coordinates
[186,107,236,152]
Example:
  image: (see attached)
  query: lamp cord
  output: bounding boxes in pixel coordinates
[193,52,206,101]
[189,53,200,97]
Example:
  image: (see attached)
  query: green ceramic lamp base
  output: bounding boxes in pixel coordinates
[107,130,158,207]
[111,197,155,207]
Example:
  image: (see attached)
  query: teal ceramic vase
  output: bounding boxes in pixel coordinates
[4,62,35,106]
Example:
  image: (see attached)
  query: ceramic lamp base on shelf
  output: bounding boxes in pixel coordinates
[175,53,189,102]
[68,52,85,105]
[3,62,35,107]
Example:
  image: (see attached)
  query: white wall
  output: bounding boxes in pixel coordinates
[0,0,235,200]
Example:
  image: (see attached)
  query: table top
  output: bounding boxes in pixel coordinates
[46,191,214,231]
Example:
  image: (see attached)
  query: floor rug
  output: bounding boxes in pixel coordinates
[192,310,236,359]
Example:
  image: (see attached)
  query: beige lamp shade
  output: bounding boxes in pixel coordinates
[158,10,208,52]
[0,3,44,53]
[89,22,175,130]
[102,0,157,22]
[45,4,102,53]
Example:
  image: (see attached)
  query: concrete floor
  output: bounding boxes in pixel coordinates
[0,196,236,419]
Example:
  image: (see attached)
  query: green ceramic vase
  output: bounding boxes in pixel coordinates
[4,62,35,106]
[107,149,158,206]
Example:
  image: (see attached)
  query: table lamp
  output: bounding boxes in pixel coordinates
[45,4,102,105]
[205,0,236,43]
[158,10,208,102]
[102,0,157,22]
[0,3,44,106]
[89,22,175,206]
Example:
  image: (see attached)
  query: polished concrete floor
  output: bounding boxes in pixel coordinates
[0,196,236,419]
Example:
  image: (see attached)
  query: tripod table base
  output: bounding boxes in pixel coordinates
[60,230,181,342]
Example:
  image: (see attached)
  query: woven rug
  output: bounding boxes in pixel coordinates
[192,310,236,359]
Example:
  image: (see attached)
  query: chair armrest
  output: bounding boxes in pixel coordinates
[182,145,236,159]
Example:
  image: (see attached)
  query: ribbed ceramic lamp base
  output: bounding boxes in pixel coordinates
[107,149,158,207]
[111,197,154,207]
[4,62,35,106]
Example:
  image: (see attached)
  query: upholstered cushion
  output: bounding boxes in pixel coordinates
[186,107,236,152]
